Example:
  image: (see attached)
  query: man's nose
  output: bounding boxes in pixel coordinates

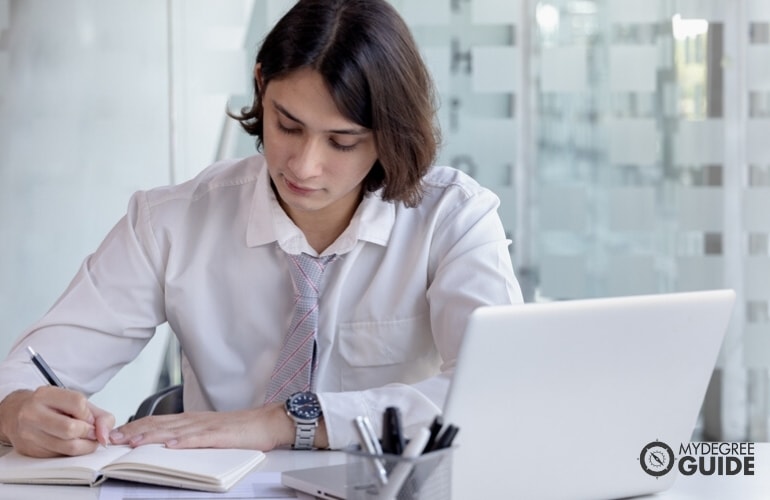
[289,137,325,179]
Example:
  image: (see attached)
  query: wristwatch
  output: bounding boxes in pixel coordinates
[285,391,322,450]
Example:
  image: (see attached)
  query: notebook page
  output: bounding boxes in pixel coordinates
[0,445,131,483]
[101,444,265,490]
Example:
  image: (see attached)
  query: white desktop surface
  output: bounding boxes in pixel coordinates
[1,444,768,499]
[0,447,346,500]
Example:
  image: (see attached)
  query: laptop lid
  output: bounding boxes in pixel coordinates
[444,289,735,500]
[281,463,349,500]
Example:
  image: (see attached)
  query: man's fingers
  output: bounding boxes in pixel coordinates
[2,387,114,457]
[38,408,96,441]
[89,403,116,446]
[111,414,184,445]
[30,387,103,444]
[36,386,93,423]
[15,422,101,458]
[43,436,101,457]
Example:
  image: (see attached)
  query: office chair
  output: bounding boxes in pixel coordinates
[126,328,185,422]
[128,384,184,422]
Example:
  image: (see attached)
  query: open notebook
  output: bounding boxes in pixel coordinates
[283,289,736,500]
[0,444,265,492]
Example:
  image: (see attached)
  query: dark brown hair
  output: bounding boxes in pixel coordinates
[230,0,440,207]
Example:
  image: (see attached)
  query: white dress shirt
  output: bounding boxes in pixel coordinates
[0,154,522,449]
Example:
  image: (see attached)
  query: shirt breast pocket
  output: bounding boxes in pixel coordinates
[336,315,440,390]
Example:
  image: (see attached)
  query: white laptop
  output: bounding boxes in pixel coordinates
[283,289,736,499]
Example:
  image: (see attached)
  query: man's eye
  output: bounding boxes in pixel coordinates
[277,122,300,135]
[330,140,356,152]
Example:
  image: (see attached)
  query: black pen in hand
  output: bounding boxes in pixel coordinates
[27,346,66,388]
[28,346,113,446]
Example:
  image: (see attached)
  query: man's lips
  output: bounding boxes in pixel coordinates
[284,176,318,195]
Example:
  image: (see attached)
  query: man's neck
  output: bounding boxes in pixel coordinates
[283,199,360,254]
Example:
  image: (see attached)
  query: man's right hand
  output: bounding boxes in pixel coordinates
[0,387,115,457]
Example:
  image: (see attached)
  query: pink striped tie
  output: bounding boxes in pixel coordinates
[264,253,336,404]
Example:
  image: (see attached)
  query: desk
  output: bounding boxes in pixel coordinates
[0,448,346,500]
[1,444,768,499]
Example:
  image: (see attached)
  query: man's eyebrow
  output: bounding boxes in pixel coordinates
[273,101,370,135]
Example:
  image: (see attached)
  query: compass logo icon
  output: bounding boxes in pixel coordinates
[639,441,675,477]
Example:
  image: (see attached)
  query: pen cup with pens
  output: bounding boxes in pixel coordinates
[347,409,457,500]
[345,445,453,500]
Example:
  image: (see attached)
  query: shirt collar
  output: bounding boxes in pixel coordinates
[245,160,395,255]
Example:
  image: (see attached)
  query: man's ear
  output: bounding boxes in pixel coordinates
[254,63,264,94]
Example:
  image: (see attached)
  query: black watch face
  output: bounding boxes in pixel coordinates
[287,392,322,420]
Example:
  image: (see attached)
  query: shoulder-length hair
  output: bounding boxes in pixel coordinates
[230,0,440,207]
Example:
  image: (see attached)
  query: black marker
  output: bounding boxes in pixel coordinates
[423,415,444,454]
[382,406,405,455]
[431,424,459,451]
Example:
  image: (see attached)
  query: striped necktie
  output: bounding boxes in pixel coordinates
[264,252,336,404]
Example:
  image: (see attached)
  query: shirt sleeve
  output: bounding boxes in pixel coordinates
[0,191,167,401]
[318,185,523,449]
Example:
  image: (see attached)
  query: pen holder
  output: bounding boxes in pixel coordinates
[344,446,453,500]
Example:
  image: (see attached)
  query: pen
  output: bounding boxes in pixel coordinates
[27,346,111,447]
[353,416,389,486]
[382,407,405,455]
[429,424,459,452]
[27,346,66,388]
[422,415,443,454]
[377,427,431,500]
[354,415,384,456]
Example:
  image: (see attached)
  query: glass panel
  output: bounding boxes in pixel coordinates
[0,0,174,423]
[527,0,768,440]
